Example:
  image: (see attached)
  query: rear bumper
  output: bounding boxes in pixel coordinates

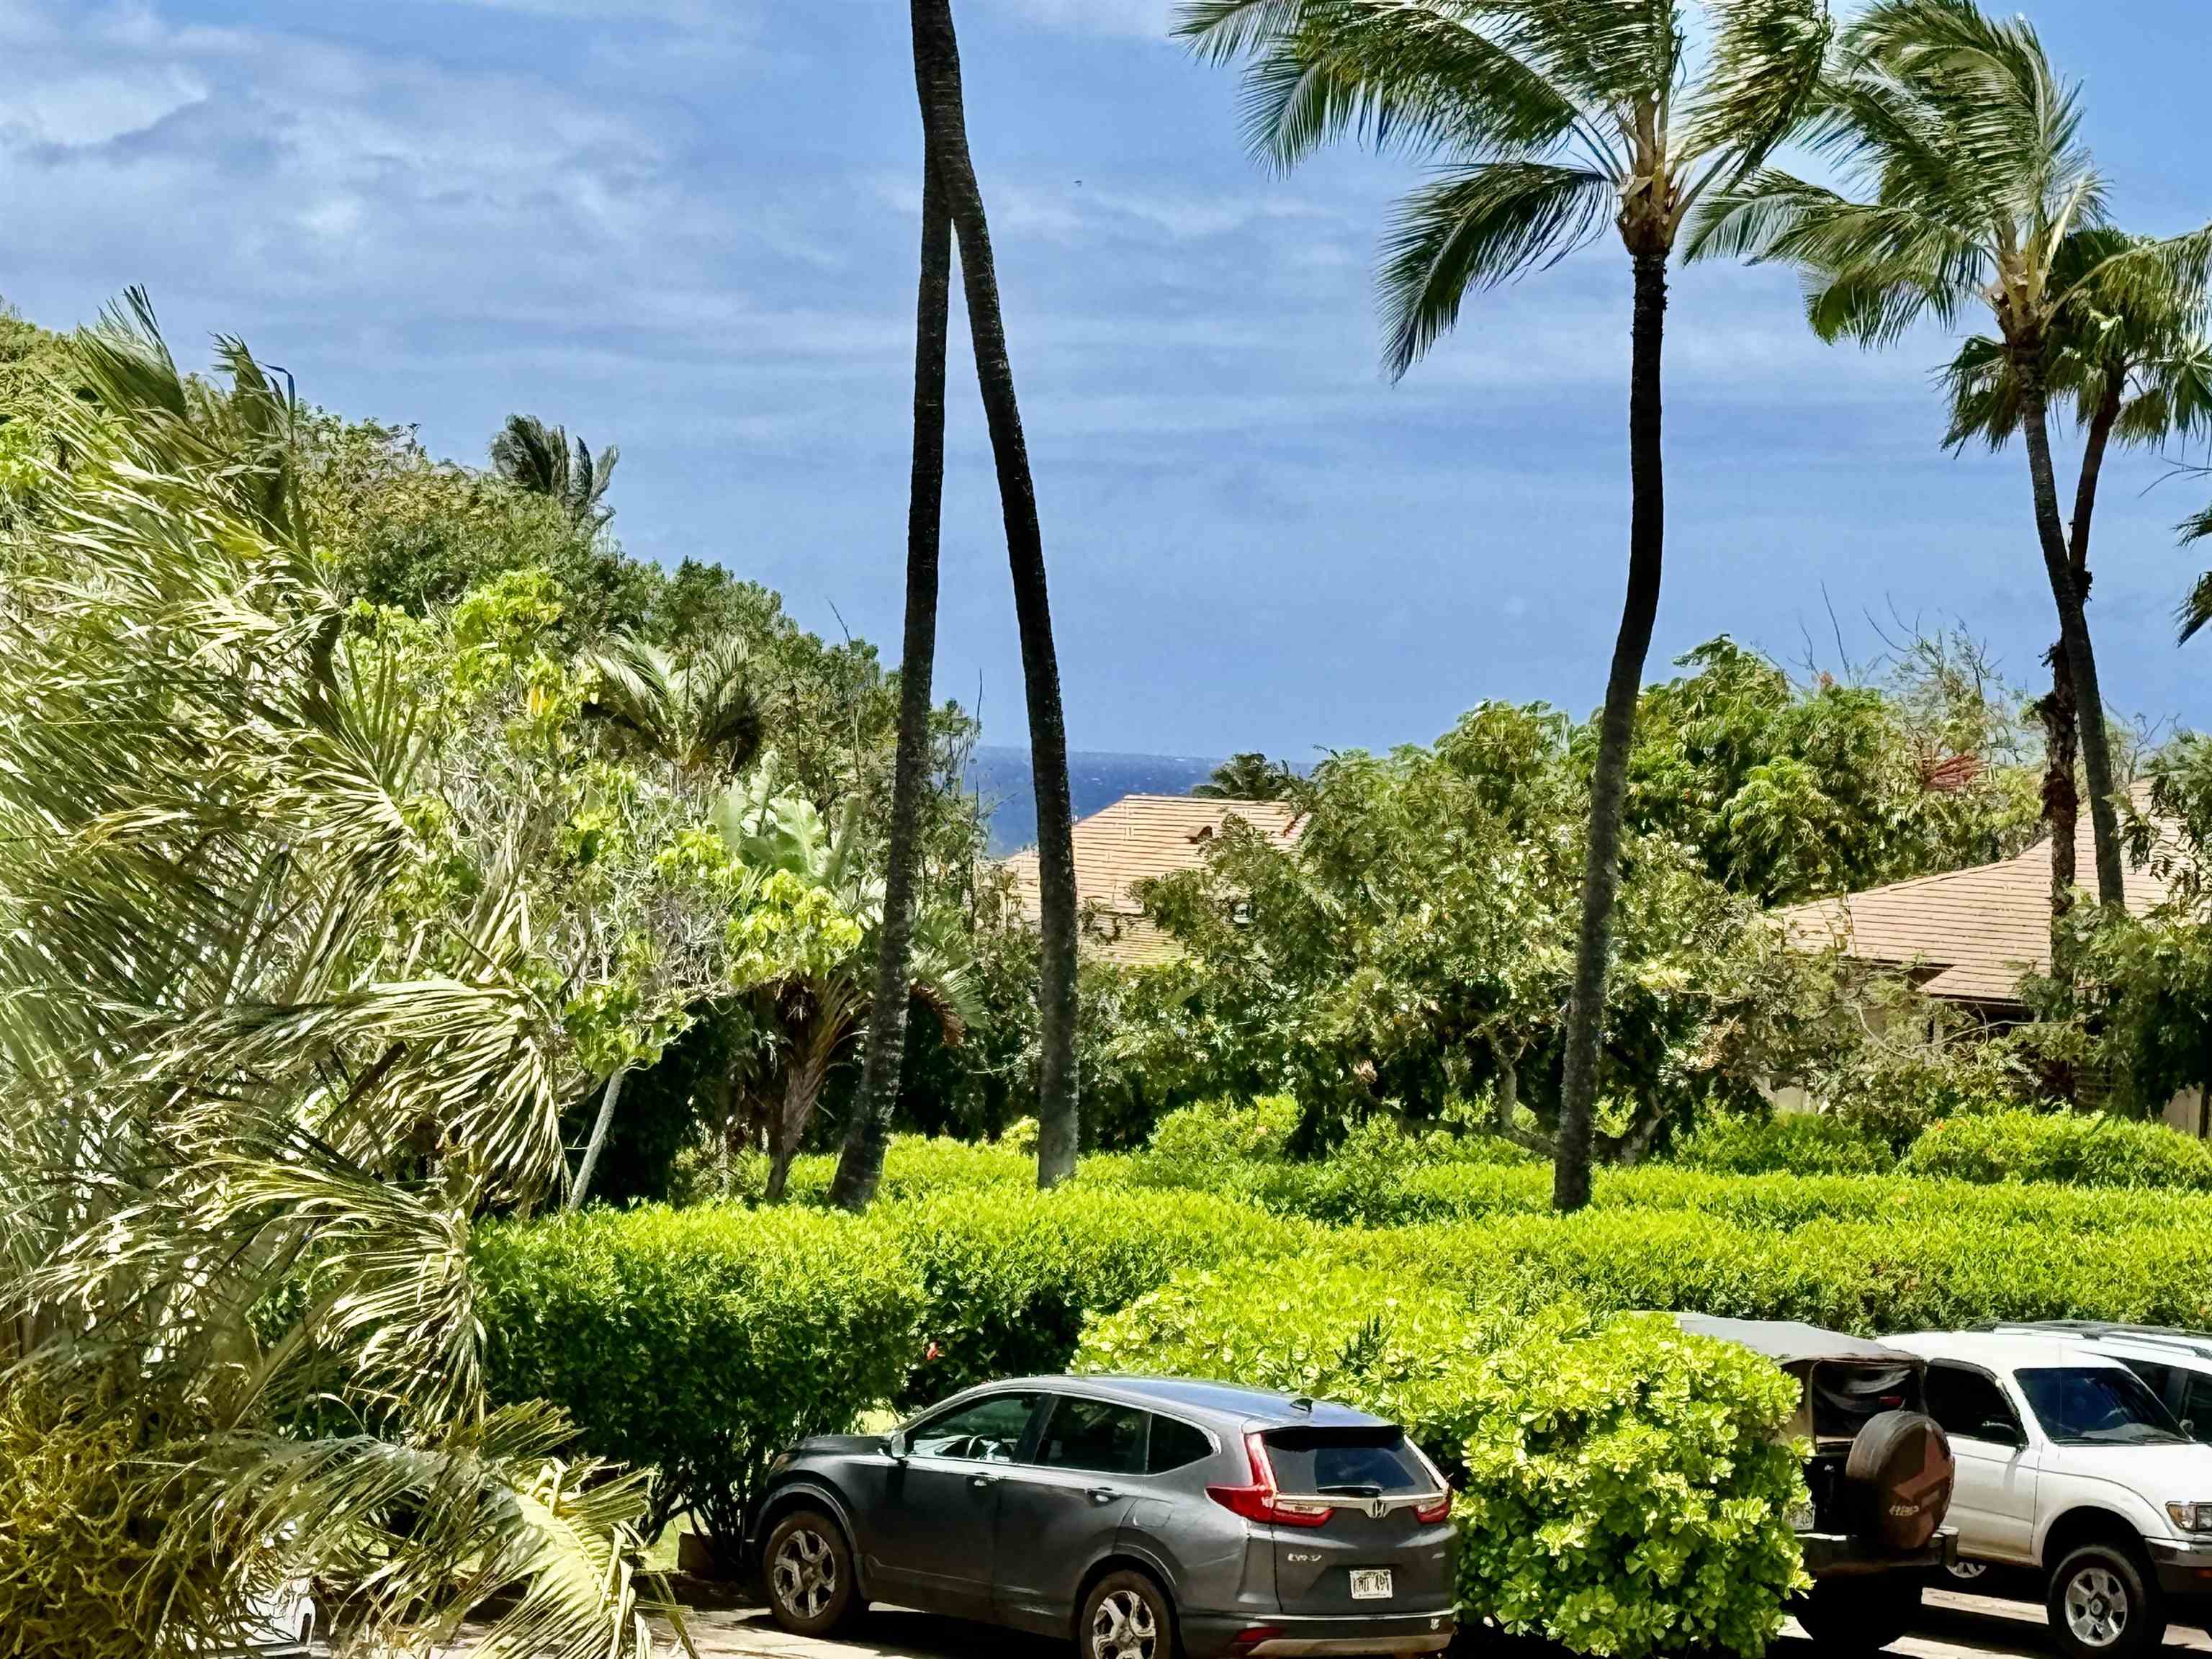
[1183,1609,1456,1658]
[2148,1537,2212,1597]
[1801,1527,1957,1577]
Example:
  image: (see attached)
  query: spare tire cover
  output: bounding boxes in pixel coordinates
[1844,1409,1955,1551]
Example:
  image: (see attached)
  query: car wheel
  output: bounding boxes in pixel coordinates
[1945,1560,1992,1584]
[1794,1575,1923,1653]
[2047,1545,2164,1659]
[1079,1568,1175,1659]
[763,1508,858,1637]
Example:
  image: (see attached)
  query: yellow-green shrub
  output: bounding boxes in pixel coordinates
[1077,1264,1805,1658]
[474,1203,924,1542]
[1668,1114,1894,1177]
[1902,1109,2212,1190]
[882,1185,1312,1400]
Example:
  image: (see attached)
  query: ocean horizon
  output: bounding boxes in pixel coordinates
[966,746,1222,856]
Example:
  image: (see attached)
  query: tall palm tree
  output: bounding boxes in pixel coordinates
[911,0,1081,1188]
[1178,0,1835,1210]
[1694,0,2212,914]
[1938,230,2212,925]
[492,413,620,529]
[832,145,956,1213]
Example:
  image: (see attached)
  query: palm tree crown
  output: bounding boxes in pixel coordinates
[1177,0,1833,374]
[491,413,620,529]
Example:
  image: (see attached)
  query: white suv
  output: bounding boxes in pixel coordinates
[1992,1323,2212,1447]
[1888,1332,2212,1659]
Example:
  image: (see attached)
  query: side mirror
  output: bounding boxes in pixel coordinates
[886,1430,909,1460]
[1975,1419,2023,1447]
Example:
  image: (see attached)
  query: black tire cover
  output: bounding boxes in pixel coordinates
[1845,1409,1955,1551]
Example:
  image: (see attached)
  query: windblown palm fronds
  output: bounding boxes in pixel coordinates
[0,299,685,1657]
[1179,0,1835,373]
[1690,0,2212,915]
[493,411,621,529]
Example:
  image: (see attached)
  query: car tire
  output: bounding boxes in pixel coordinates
[1079,1568,1176,1659]
[763,1507,860,1638]
[2046,1544,2164,1659]
[1794,1575,1923,1653]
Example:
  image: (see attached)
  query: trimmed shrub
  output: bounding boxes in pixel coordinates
[1078,1264,1805,1658]
[474,1203,924,1542]
[1668,1114,1894,1178]
[883,1185,1312,1401]
[1144,1094,1301,1165]
[1902,1110,2212,1190]
[1331,1209,2212,1334]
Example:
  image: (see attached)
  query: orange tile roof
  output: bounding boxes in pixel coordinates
[1001,793,1305,965]
[1780,797,2177,1006]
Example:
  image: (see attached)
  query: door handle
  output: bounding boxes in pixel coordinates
[1087,1487,1120,1504]
[968,1473,998,1491]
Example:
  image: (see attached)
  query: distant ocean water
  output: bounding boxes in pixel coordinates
[966,747,1222,856]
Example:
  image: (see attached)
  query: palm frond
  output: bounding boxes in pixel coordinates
[1677,0,1833,191]
[1378,161,1611,376]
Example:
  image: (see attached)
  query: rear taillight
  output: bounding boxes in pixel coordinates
[1228,1628,1284,1653]
[1413,1491,1452,1524]
[1208,1431,1333,1529]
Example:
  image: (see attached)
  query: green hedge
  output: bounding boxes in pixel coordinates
[474,1204,923,1542]
[1667,1114,1895,1177]
[1078,1265,1804,1658]
[881,1186,1312,1401]
[1331,1209,2212,1334]
[1110,1151,2212,1233]
[1902,1110,2212,1190]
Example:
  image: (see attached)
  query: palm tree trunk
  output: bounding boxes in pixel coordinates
[911,0,1079,1189]
[830,145,954,1215]
[2018,369,2125,909]
[1555,250,1669,1214]
[2038,385,2121,932]
[566,1066,626,1212]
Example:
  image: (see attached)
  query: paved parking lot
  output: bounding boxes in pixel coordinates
[644,1589,2212,1658]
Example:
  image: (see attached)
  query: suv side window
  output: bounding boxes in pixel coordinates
[2181,1372,2212,1444]
[1147,1415,1214,1474]
[1926,1362,2024,1444]
[909,1392,1040,1464]
[2123,1359,2179,1414]
[1035,1397,1149,1475]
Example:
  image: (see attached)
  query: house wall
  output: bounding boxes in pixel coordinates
[2167,1087,2209,1141]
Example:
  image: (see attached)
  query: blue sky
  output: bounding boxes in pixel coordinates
[4,0,2209,762]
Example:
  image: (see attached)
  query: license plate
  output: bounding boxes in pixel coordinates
[1350,1569,1393,1601]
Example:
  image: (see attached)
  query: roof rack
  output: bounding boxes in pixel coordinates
[1990,1320,2212,1360]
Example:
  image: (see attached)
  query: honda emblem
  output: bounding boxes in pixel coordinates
[1368,1498,1388,1519]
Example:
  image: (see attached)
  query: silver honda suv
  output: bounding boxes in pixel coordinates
[745,1374,1458,1658]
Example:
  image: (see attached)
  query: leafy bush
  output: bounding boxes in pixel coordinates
[1333,1209,2212,1334]
[1902,1110,2212,1190]
[1078,1265,1805,1658]
[1668,1114,1894,1177]
[475,1204,923,1542]
[1143,1094,1301,1165]
[884,1186,1311,1401]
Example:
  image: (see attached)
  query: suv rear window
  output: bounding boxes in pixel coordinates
[1263,1426,1427,1496]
